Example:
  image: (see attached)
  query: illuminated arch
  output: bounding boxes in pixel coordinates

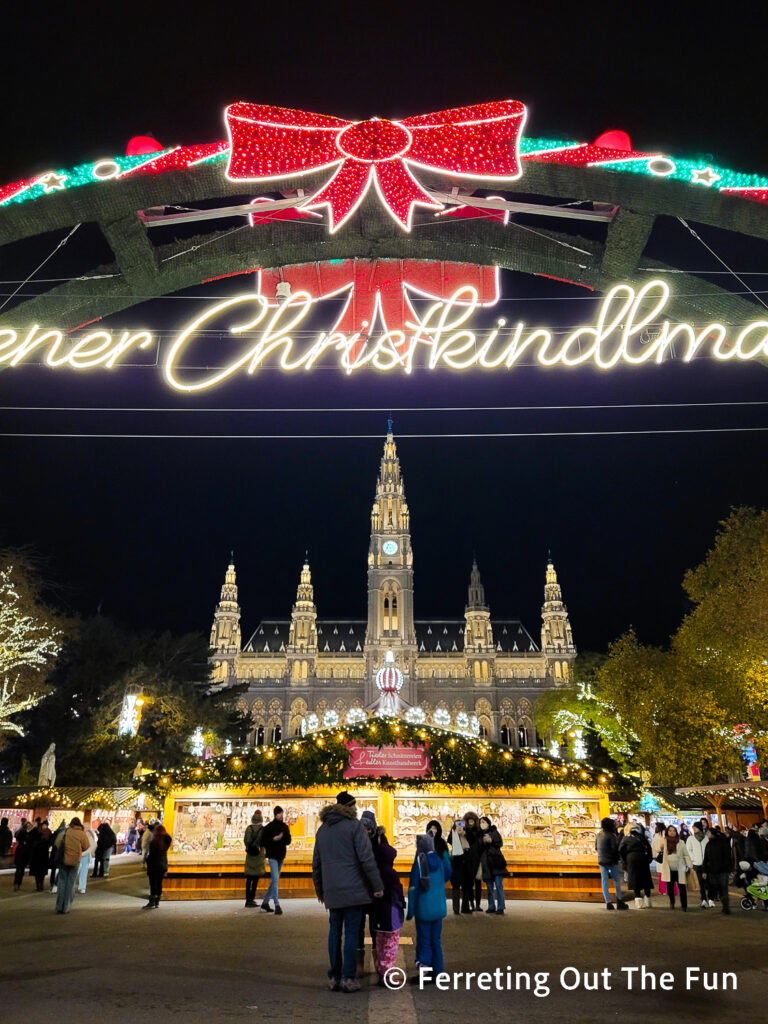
[2,127,768,338]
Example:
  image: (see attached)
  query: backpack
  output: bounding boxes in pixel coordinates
[54,833,67,868]
[246,826,263,857]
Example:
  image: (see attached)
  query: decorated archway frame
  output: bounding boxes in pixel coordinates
[2,99,768,343]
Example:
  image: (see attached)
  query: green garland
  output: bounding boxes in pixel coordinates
[134,717,637,798]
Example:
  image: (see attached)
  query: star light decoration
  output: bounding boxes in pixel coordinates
[34,171,68,193]
[691,165,721,187]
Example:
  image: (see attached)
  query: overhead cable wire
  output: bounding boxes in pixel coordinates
[0,223,81,314]
[676,217,768,312]
[1,427,767,440]
[2,401,767,414]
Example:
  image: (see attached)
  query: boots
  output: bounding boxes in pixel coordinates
[143,898,156,909]
[634,898,642,909]
[474,880,482,911]
[452,891,461,915]
[642,896,651,908]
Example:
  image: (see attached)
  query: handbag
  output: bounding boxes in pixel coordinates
[655,850,663,864]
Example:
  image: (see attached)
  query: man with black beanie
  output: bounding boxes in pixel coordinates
[313,791,383,993]
[260,806,292,915]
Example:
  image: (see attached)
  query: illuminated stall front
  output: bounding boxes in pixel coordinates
[139,720,625,902]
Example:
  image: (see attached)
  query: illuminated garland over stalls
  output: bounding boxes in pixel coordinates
[132,717,638,798]
[13,787,74,809]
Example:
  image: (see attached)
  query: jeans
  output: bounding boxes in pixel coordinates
[708,870,730,912]
[78,855,91,892]
[55,865,78,912]
[415,918,444,974]
[262,858,282,906]
[599,863,623,902]
[328,906,364,980]
[103,848,112,876]
[486,876,506,911]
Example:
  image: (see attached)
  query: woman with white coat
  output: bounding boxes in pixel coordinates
[659,825,693,911]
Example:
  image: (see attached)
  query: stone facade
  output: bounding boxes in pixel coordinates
[210,429,575,747]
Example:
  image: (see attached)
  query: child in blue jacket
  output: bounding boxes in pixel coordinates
[407,832,453,981]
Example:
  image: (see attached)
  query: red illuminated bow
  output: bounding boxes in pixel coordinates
[225,100,527,232]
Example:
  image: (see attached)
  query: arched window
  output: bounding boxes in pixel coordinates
[384,596,390,633]
[500,725,511,746]
[256,725,265,746]
[391,595,398,631]
[518,724,529,747]
[270,723,282,743]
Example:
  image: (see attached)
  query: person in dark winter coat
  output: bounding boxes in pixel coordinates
[260,806,292,914]
[0,817,12,857]
[462,812,483,909]
[618,824,653,907]
[478,815,508,914]
[744,827,768,865]
[446,813,481,914]
[595,817,629,910]
[243,810,266,907]
[29,821,53,891]
[144,823,172,909]
[312,791,383,993]
[369,817,405,987]
[407,832,452,983]
[12,820,31,890]
[702,827,732,914]
[93,821,117,877]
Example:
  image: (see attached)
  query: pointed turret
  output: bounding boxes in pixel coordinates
[288,558,318,660]
[209,555,241,683]
[365,425,416,704]
[464,559,494,660]
[541,555,575,685]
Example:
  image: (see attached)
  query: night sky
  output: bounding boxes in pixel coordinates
[1,4,767,653]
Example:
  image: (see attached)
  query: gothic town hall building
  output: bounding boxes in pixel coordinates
[210,428,575,747]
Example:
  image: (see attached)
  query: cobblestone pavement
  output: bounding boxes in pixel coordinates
[2,858,766,1023]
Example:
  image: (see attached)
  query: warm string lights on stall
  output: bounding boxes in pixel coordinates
[134,717,628,797]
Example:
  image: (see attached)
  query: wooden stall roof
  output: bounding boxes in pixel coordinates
[0,785,155,808]
[675,781,768,810]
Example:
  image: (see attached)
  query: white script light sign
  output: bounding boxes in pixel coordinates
[1,280,766,393]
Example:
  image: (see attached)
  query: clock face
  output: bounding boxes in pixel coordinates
[382,540,399,556]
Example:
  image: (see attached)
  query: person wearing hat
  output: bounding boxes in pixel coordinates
[312,791,384,993]
[260,806,292,914]
[243,810,266,908]
[407,832,452,984]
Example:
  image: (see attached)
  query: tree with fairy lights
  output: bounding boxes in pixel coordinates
[0,561,64,737]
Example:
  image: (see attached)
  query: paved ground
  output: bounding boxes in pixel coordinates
[2,856,766,1023]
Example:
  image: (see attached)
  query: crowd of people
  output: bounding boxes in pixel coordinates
[5,802,766,991]
[2,814,172,913]
[596,816,768,914]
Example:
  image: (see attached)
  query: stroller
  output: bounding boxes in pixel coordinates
[735,860,768,911]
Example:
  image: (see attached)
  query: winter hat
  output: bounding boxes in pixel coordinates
[274,806,284,815]
[251,810,263,823]
[416,833,435,892]
[336,791,356,806]
[360,810,377,835]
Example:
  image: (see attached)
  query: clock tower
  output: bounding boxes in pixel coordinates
[364,424,416,704]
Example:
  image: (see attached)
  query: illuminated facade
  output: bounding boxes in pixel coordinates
[210,428,575,747]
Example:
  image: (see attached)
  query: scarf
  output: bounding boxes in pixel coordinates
[451,828,469,856]
[666,835,680,855]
